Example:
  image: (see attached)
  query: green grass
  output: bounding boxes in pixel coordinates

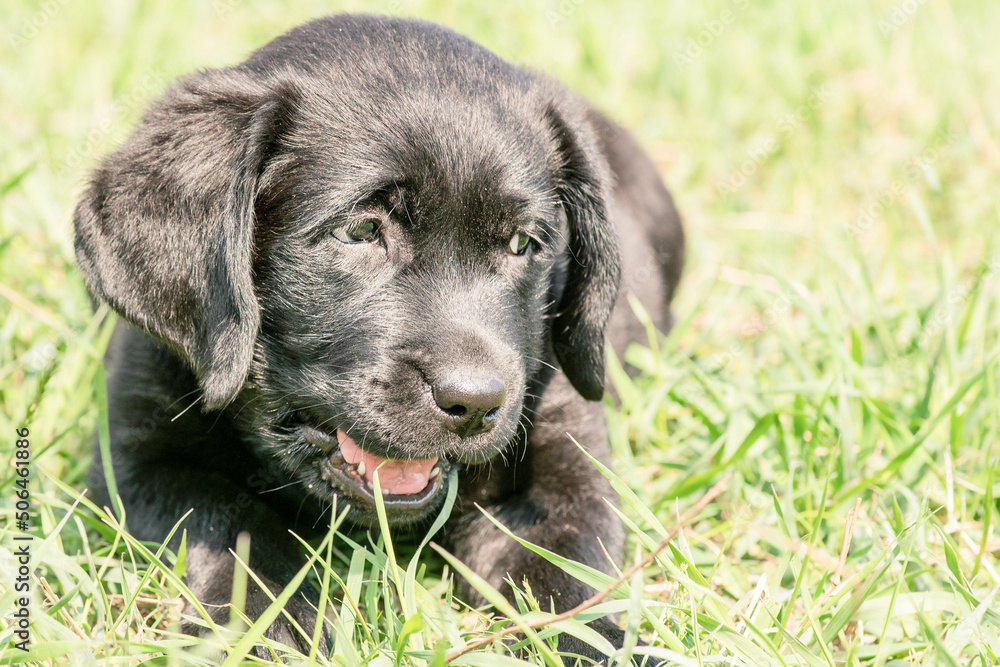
[2,0,999,664]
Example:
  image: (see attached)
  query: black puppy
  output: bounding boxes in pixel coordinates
[74,14,683,662]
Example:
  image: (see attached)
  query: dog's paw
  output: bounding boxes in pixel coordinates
[554,620,665,666]
[243,585,332,659]
[181,576,331,660]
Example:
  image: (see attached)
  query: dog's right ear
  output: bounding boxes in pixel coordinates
[74,70,298,411]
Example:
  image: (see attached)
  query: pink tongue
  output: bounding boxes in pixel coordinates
[337,429,438,495]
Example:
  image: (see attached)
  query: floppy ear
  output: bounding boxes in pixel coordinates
[544,100,622,401]
[74,70,297,411]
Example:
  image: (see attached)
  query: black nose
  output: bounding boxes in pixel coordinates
[432,370,506,438]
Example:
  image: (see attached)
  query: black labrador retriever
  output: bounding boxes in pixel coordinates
[74,14,683,662]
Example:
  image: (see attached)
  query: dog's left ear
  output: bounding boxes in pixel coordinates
[543,99,622,401]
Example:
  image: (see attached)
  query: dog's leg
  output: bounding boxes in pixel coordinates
[95,462,328,658]
[450,373,642,663]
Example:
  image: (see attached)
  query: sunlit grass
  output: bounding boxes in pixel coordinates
[1,0,999,664]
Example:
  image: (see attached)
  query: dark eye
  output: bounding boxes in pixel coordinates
[507,233,532,256]
[332,219,380,244]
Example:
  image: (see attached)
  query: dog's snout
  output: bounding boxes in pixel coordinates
[431,370,506,438]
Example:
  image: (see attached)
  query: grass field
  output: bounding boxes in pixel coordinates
[2,0,999,665]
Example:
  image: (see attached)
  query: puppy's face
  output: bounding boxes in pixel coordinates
[73,15,621,528]
[246,108,567,522]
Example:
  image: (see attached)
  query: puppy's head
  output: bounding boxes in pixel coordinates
[74,15,620,525]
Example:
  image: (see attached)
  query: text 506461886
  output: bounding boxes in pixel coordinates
[11,427,32,652]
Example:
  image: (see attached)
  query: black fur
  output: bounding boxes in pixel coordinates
[74,14,683,663]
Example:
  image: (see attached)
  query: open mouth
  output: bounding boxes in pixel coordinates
[302,424,447,507]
